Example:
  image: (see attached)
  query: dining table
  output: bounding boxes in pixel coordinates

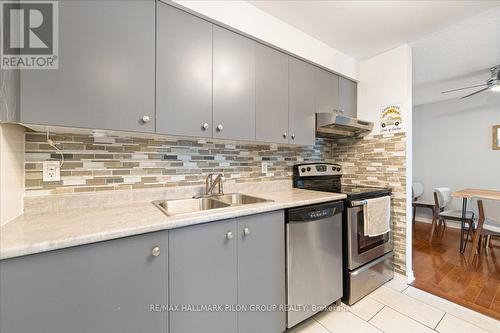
[452,189,500,253]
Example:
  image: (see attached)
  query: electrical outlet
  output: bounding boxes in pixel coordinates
[43,161,61,181]
[261,161,268,175]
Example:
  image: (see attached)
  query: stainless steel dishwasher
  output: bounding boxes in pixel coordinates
[286,201,343,328]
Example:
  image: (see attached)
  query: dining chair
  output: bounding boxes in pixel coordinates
[432,187,475,247]
[469,199,500,262]
[412,182,436,232]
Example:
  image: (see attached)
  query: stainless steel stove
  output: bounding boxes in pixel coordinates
[293,162,394,305]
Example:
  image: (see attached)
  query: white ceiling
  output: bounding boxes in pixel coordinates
[412,6,500,105]
[248,0,500,61]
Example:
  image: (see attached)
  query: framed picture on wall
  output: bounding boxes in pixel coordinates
[494,125,500,150]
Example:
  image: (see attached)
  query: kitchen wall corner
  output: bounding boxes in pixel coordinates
[0,123,25,226]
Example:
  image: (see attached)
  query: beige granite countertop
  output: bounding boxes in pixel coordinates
[0,188,345,260]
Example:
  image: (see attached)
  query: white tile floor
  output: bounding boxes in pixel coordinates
[287,274,500,333]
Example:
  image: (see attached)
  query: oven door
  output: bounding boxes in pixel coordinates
[347,198,393,270]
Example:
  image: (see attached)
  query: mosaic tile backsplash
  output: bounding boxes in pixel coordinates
[25,132,333,196]
[332,132,407,274]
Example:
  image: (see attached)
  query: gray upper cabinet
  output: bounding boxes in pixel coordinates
[289,57,317,146]
[0,231,169,333]
[255,44,289,144]
[213,27,256,141]
[156,3,213,138]
[18,0,155,133]
[237,211,286,333]
[316,68,340,114]
[339,77,358,117]
[169,219,238,333]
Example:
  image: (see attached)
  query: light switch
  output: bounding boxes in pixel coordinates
[261,161,268,175]
[43,161,61,181]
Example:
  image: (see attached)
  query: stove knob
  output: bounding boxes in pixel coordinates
[306,167,311,172]
[332,166,335,171]
[301,168,306,173]
[337,167,341,171]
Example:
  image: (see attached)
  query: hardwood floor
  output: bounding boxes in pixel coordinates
[412,221,500,320]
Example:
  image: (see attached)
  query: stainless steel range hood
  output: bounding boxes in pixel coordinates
[316,112,373,138]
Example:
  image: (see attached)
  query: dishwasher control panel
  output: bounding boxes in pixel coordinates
[308,208,332,219]
[286,201,344,223]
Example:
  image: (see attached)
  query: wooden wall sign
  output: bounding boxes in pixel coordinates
[494,125,500,150]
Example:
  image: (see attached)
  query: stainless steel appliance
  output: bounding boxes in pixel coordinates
[316,112,373,138]
[286,201,343,328]
[293,163,393,306]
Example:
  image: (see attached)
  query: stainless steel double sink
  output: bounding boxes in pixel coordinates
[153,193,272,216]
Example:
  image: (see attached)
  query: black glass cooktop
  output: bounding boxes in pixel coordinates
[292,163,391,201]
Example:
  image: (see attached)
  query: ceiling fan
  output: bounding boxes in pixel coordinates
[441,65,500,99]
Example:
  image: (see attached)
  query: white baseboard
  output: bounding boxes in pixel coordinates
[394,271,415,284]
[414,216,462,230]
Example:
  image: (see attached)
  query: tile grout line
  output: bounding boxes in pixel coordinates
[340,304,385,332]
[367,304,386,322]
[370,300,443,331]
[313,317,334,333]
[433,311,447,331]
[378,285,448,316]
[401,286,496,333]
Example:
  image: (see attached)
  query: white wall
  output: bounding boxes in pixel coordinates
[357,44,413,280]
[171,0,359,80]
[357,45,413,135]
[413,93,500,218]
[0,124,25,225]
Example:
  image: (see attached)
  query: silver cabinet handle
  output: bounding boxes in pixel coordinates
[217,124,224,132]
[142,115,151,123]
[243,227,250,236]
[339,109,345,114]
[151,246,161,257]
[291,133,295,140]
[226,231,233,240]
[202,123,209,130]
[283,132,287,139]
[351,200,367,207]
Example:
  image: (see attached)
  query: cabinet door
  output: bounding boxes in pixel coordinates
[339,77,358,117]
[169,220,238,333]
[19,0,155,133]
[289,57,317,145]
[316,68,340,113]
[237,211,286,333]
[213,27,256,141]
[157,3,213,138]
[255,44,289,144]
[0,231,169,333]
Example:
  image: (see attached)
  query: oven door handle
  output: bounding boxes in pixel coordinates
[351,200,367,207]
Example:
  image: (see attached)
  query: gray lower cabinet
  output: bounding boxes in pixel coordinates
[316,68,340,114]
[156,2,213,138]
[17,0,155,133]
[339,77,358,117]
[255,44,289,144]
[213,26,256,141]
[0,231,169,333]
[237,211,286,333]
[169,219,238,333]
[289,57,317,146]
[169,211,285,333]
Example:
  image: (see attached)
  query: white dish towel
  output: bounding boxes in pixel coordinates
[364,196,391,237]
